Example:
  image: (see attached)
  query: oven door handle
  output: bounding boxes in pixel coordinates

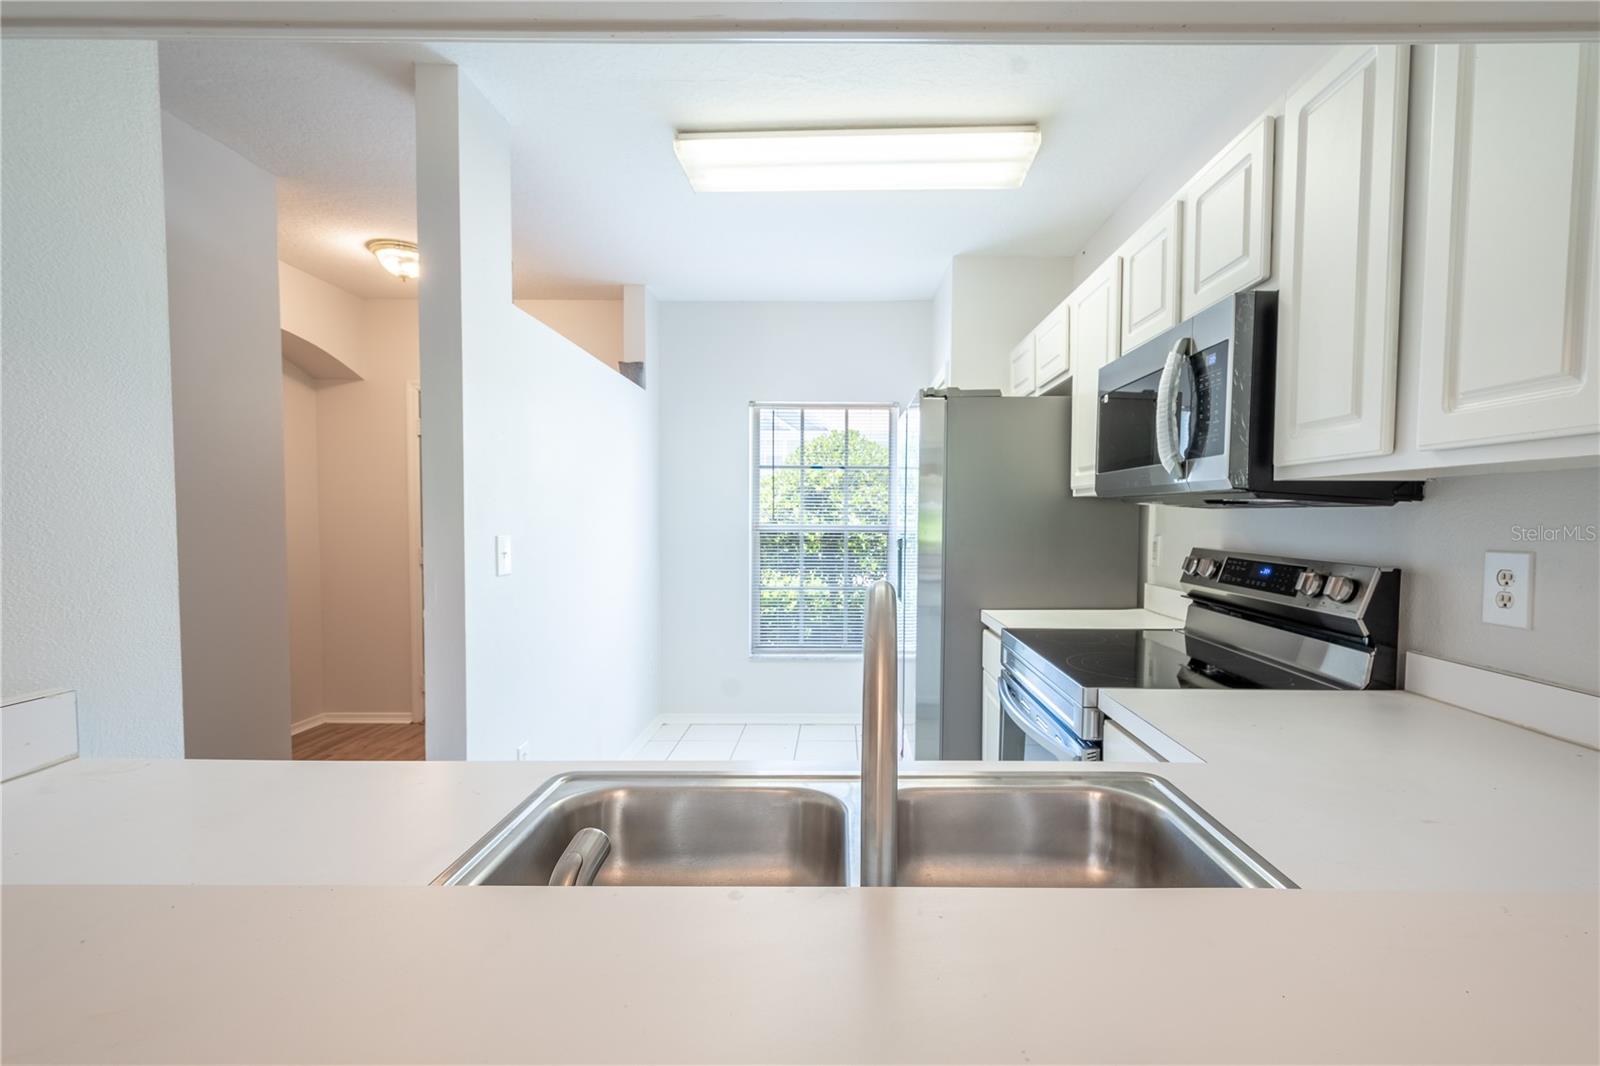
[999,673,1096,761]
[1154,338,1194,478]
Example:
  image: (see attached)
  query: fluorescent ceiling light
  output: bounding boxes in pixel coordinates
[673,126,1042,192]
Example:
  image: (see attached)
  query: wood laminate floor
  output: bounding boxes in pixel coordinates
[292,723,425,761]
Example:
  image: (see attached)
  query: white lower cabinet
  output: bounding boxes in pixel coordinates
[981,630,1001,760]
[1414,42,1600,450]
[1102,719,1161,763]
[981,671,1001,761]
[1068,256,1123,495]
[1275,44,1411,467]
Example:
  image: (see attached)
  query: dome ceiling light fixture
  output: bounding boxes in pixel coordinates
[672,125,1043,192]
[365,238,420,281]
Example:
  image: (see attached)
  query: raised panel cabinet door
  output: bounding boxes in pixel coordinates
[1417,42,1600,449]
[1069,256,1123,494]
[1033,299,1070,389]
[1181,117,1275,319]
[1007,334,1036,396]
[1275,45,1411,467]
[1119,199,1183,352]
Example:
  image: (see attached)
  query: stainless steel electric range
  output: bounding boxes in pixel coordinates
[997,548,1402,761]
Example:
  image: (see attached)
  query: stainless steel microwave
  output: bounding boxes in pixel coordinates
[1094,291,1423,506]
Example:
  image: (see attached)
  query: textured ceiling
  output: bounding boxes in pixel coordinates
[158,40,1320,300]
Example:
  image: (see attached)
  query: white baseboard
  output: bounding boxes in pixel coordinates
[291,711,415,735]
[1405,652,1599,750]
[620,711,860,757]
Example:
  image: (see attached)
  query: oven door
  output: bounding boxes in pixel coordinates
[997,671,1099,761]
[1096,323,1234,499]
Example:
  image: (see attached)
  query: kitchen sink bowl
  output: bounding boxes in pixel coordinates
[895,774,1292,888]
[436,774,851,886]
[437,771,1290,889]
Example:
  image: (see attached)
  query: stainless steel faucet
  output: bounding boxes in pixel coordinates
[548,827,612,886]
[860,579,898,886]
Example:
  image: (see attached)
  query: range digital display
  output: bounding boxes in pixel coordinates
[1218,556,1304,596]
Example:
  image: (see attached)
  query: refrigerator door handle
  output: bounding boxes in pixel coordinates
[895,535,905,595]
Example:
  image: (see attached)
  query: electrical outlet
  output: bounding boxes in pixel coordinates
[1482,551,1533,629]
[515,741,530,761]
[1149,534,1164,571]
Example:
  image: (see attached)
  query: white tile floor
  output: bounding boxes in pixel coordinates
[631,721,913,762]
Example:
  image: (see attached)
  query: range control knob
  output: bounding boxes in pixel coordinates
[1295,571,1326,598]
[1323,575,1359,603]
[1195,557,1221,579]
[1181,556,1200,576]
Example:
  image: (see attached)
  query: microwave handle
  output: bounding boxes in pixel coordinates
[1154,338,1194,477]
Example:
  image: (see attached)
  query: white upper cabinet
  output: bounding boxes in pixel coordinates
[1180,117,1275,319]
[1275,45,1411,468]
[1007,333,1036,396]
[1415,42,1600,450]
[1069,256,1123,495]
[1118,199,1183,351]
[1033,299,1070,389]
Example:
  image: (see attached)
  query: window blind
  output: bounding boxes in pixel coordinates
[751,403,897,654]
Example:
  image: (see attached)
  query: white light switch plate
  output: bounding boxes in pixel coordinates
[495,535,512,576]
[1482,551,1532,629]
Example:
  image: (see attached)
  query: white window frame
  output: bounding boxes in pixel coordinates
[749,401,898,658]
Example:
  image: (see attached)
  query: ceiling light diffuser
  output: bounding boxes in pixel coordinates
[672,126,1042,192]
[365,238,420,280]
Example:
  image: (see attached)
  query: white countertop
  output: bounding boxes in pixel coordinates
[3,686,1597,1063]
[1,756,600,885]
[980,606,1183,632]
[1097,687,1598,891]
[9,688,1592,891]
[4,885,1594,1065]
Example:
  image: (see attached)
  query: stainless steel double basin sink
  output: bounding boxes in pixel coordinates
[436,772,1293,889]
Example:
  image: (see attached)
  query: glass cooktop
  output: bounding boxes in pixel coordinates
[1005,627,1201,693]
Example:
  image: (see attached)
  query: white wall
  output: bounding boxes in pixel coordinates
[1146,470,1600,693]
[936,255,1076,391]
[317,300,420,722]
[162,112,292,760]
[417,64,660,760]
[930,268,954,387]
[277,273,421,728]
[1068,45,1335,280]
[282,361,325,728]
[513,299,624,368]
[656,301,930,721]
[280,262,367,380]
[1,42,186,758]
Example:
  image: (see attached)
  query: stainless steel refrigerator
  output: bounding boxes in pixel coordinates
[897,389,1141,760]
